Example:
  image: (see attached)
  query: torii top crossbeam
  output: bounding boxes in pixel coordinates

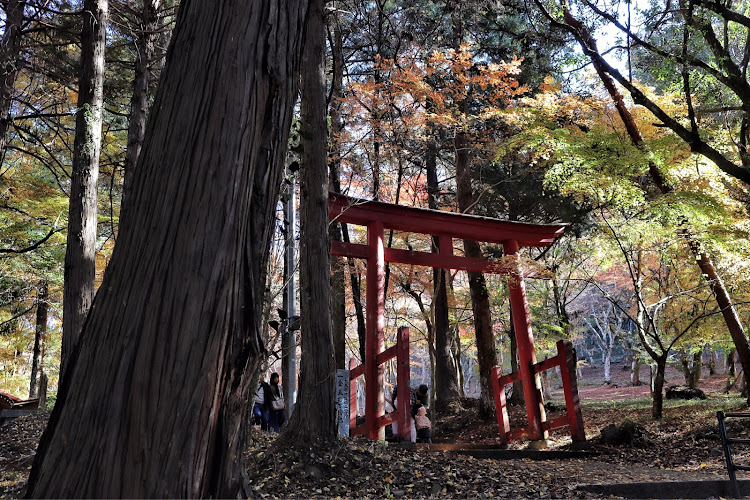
[328,192,567,442]
[329,193,566,277]
[330,193,565,247]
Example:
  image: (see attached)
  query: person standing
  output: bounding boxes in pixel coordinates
[268,372,286,432]
[252,375,271,430]
[409,384,429,441]
[392,384,430,442]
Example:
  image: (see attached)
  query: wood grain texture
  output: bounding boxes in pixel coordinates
[27,0,308,497]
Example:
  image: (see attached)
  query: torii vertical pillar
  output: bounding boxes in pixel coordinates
[503,239,548,443]
[366,221,386,440]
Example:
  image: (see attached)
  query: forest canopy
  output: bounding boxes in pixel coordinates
[1,0,750,495]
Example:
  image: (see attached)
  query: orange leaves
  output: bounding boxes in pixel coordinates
[344,43,529,132]
[335,43,529,203]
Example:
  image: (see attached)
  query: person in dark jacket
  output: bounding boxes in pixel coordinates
[268,372,286,432]
[411,384,429,419]
[392,384,429,441]
[253,375,271,431]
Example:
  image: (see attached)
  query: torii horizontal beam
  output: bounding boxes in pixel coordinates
[329,193,566,247]
[331,240,544,277]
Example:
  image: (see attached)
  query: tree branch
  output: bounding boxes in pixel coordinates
[0,226,60,254]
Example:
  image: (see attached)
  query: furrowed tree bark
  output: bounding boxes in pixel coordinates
[286,0,336,439]
[0,0,25,162]
[61,0,108,377]
[25,1,308,496]
[558,2,750,404]
[329,12,347,370]
[451,0,497,417]
[29,282,48,399]
[122,0,161,207]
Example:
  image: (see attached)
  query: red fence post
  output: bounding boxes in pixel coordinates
[396,326,411,441]
[366,221,386,440]
[349,358,358,434]
[558,339,585,442]
[491,366,510,444]
[503,239,547,443]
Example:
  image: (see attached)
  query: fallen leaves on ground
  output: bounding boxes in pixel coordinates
[0,381,747,499]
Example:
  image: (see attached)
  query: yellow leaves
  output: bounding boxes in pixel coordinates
[539,74,560,94]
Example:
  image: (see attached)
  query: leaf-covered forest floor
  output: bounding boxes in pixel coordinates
[0,363,747,498]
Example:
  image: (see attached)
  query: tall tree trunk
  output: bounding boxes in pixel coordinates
[29,282,48,399]
[559,2,750,405]
[25,1,308,496]
[122,0,162,208]
[425,135,459,410]
[342,226,367,362]
[433,266,459,409]
[692,350,702,389]
[281,181,297,412]
[328,12,347,370]
[451,0,497,418]
[551,274,571,336]
[652,357,667,419]
[726,349,736,393]
[681,352,692,386]
[454,325,464,398]
[603,349,612,385]
[0,0,25,162]
[286,0,335,439]
[631,356,641,386]
[61,0,108,377]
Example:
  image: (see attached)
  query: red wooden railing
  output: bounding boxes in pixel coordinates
[349,326,410,440]
[491,339,585,444]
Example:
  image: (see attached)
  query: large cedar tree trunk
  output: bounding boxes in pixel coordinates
[61,0,108,376]
[29,282,48,399]
[25,1,308,496]
[285,0,336,439]
[122,0,161,206]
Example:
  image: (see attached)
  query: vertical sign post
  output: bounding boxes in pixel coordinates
[336,369,350,438]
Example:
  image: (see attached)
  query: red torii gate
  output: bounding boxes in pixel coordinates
[329,192,578,443]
